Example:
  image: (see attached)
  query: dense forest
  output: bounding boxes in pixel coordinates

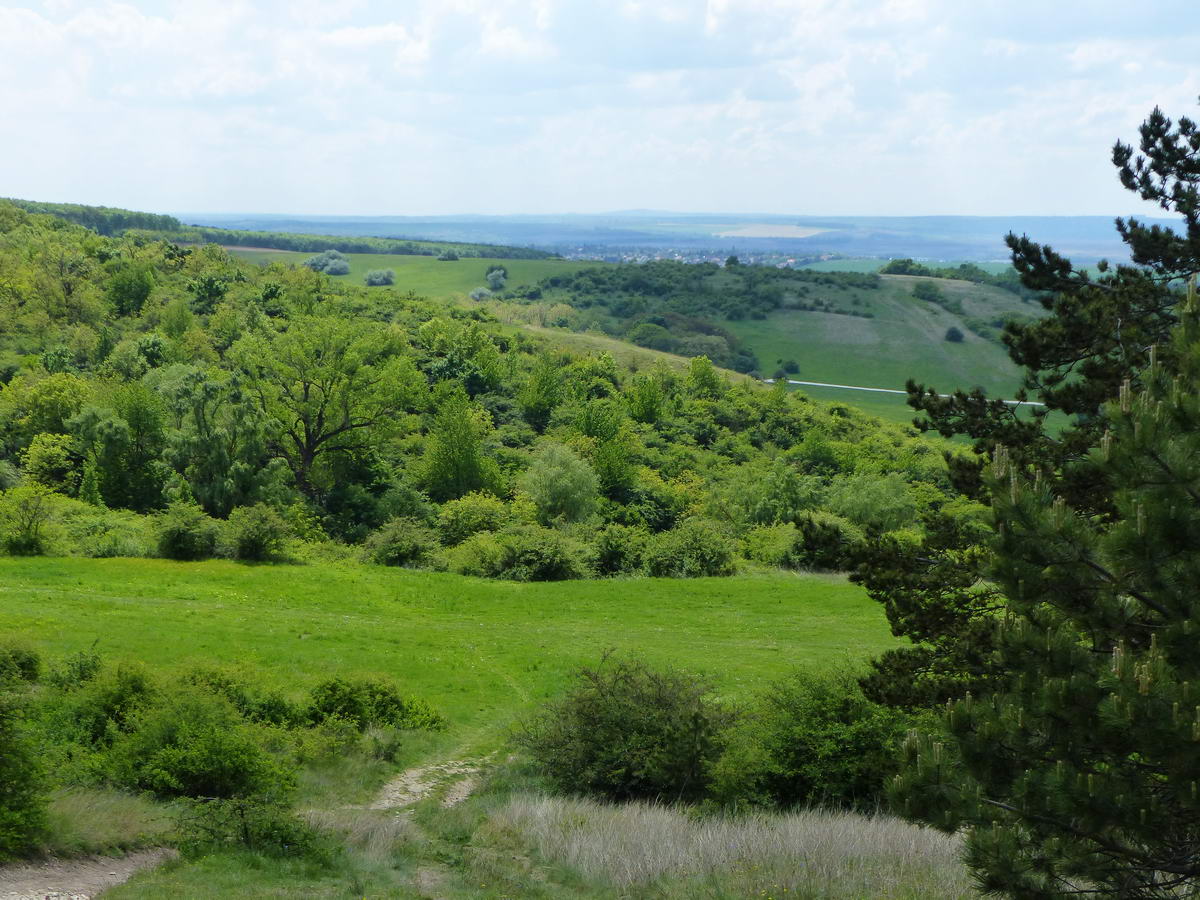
[0,199,964,580]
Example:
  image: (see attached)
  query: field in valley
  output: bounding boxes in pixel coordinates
[0,558,895,742]
[0,558,983,899]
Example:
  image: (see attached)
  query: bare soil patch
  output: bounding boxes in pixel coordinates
[370,759,485,810]
[0,848,175,900]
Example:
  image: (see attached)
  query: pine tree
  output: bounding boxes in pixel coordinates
[895,282,1200,897]
[855,99,1200,710]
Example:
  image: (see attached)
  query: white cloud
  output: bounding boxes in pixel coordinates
[0,0,1194,215]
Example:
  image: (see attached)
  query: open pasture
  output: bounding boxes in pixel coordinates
[230,249,598,303]
[0,558,896,743]
[730,274,1034,397]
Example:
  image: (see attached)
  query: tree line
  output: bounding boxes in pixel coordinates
[0,199,961,583]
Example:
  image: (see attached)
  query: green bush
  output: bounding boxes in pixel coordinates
[592,523,649,576]
[713,669,909,812]
[0,484,56,556]
[792,511,864,570]
[177,797,331,860]
[448,525,591,581]
[108,690,294,799]
[221,503,289,561]
[516,655,734,802]
[742,523,801,568]
[0,693,46,862]
[436,491,508,545]
[64,507,154,558]
[644,518,737,577]
[363,517,439,567]
[45,646,102,691]
[156,502,220,561]
[826,473,918,533]
[183,668,303,728]
[363,269,395,286]
[0,646,40,683]
[52,663,154,747]
[307,678,445,732]
[520,443,599,525]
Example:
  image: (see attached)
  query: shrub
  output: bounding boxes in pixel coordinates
[307,677,445,731]
[177,797,330,860]
[825,473,917,533]
[0,646,40,683]
[944,326,965,342]
[183,668,303,728]
[911,280,943,303]
[791,511,864,570]
[156,502,220,561]
[52,664,154,748]
[713,669,909,812]
[45,646,102,691]
[644,518,737,577]
[21,433,78,493]
[303,249,350,275]
[108,690,294,800]
[363,517,439,568]
[436,492,508,545]
[364,269,395,286]
[221,503,289,561]
[448,525,591,581]
[592,523,649,576]
[521,443,599,525]
[436,250,459,261]
[64,507,154,558]
[0,484,55,556]
[743,523,800,568]
[516,655,734,802]
[0,694,46,862]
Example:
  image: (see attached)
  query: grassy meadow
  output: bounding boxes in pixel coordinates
[229,248,598,303]
[0,558,896,746]
[730,274,1034,397]
[0,557,977,899]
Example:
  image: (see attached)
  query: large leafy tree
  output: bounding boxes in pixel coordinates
[897,288,1200,897]
[855,99,1200,709]
[231,317,424,498]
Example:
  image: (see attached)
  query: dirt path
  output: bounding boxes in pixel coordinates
[369,758,488,810]
[766,377,1045,406]
[0,848,175,899]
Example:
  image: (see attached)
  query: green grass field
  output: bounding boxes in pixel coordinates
[0,558,896,746]
[1,557,956,898]
[732,274,1036,397]
[230,249,597,303]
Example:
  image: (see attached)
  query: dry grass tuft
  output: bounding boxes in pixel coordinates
[303,808,418,864]
[42,788,173,857]
[491,794,976,898]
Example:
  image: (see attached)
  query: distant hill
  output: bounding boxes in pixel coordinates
[5,198,557,260]
[180,211,1180,263]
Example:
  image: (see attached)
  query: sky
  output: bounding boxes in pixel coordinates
[1,0,1197,217]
